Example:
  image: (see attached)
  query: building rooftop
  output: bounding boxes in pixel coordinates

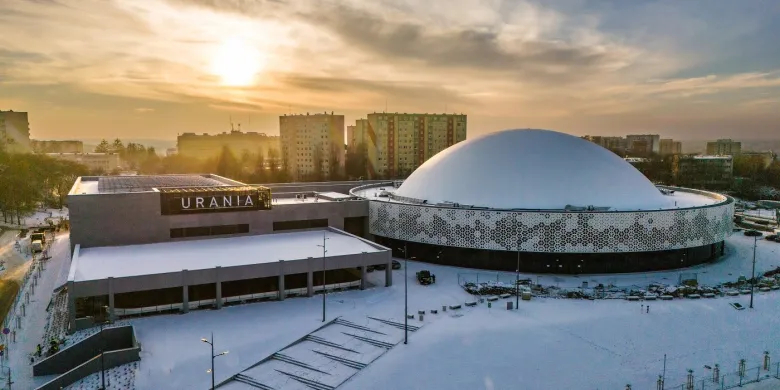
[70,174,242,195]
[70,229,384,282]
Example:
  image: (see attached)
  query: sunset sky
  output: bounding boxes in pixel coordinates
[1,0,779,141]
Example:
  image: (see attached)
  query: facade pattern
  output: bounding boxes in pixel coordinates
[369,199,734,253]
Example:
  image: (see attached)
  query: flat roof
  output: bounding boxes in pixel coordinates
[316,191,353,200]
[352,185,722,211]
[71,174,242,195]
[71,229,384,282]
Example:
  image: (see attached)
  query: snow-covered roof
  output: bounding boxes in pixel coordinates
[395,129,688,210]
[71,229,384,282]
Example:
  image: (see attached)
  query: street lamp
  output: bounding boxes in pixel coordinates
[397,243,415,345]
[317,232,329,322]
[201,333,229,390]
[750,235,759,309]
[516,239,521,310]
[98,305,112,390]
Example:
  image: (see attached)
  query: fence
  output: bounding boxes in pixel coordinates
[633,356,780,390]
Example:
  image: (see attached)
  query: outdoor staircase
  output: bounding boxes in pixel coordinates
[218,315,423,390]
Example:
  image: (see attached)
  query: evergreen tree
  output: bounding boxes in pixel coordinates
[216,145,239,179]
[94,139,111,153]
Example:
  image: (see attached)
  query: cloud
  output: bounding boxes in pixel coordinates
[300,2,637,83]
[134,107,155,113]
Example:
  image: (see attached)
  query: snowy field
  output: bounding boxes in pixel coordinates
[7,231,780,390]
[0,207,68,229]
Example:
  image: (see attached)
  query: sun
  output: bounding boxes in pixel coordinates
[210,38,264,86]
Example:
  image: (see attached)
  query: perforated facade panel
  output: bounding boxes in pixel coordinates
[369,199,733,253]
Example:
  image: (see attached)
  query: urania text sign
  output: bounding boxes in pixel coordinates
[159,186,271,215]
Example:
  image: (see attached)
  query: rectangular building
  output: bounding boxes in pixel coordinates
[706,139,741,156]
[347,119,368,153]
[582,136,628,153]
[659,139,682,155]
[0,110,31,153]
[48,152,122,172]
[177,130,280,160]
[280,113,345,181]
[32,140,84,154]
[365,113,467,178]
[673,155,734,190]
[626,134,660,155]
[65,174,390,331]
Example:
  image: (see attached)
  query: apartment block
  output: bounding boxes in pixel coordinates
[581,136,628,153]
[659,139,682,155]
[706,139,741,156]
[48,153,122,173]
[0,110,31,153]
[365,113,467,178]
[177,130,280,160]
[347,119,369,153]
[626,134,660,155]
[673,155,733,190]
[280,112,345,181]
[32,140,84,154]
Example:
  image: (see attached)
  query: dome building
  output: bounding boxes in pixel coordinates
[351,129,734,273]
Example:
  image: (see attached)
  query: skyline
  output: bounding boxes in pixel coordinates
[1,0,780,140]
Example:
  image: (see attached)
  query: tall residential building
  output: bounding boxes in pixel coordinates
[177,130,280,159]
[346,119,369,153]
[706,139,741,156]
[626,134,660,155]
[280,112,345,181]
[365,113,467,178]
[32,140,84,154]
[0,110,31,153]
[659,139,682,155]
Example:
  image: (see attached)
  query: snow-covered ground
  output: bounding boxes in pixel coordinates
[7,231,780,390]
[0,208,68,229]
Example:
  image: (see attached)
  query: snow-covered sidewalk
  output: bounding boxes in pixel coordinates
[4,232,71,390]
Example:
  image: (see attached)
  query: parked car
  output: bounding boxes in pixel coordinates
[765,234,778,241]
[374,263,387,271]
[416,270,435,285]
[745,230,763,237]
[392,260,401,270]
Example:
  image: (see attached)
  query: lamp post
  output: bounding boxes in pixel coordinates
[397,243,415,345]
[201,333,229,390]
[516,239,520,310]
[317,232,329,322]
[750,235,759,309]
[98,305,111,390]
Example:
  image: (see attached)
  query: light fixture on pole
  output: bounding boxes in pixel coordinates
[98,305,112,390]
[397,243,415,345]
[201,333,228,390]
[516,238,520,310]
[317,231,329,322]
[750,235,759,309]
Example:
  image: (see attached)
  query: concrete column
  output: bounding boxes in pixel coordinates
[360,266,367,290]
[307,270,314,297]
[278,260,286,301]
[215,266,222,309]
[107,277,116,322]
[385,258,393,287]
[181,269,189,314]
[67,280,76,334]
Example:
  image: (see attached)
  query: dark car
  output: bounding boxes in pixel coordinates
[744,230,763,237]
[374,263,387,271]
[392,260,402,270]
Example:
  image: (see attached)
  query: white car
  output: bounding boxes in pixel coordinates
[31,240,43,253]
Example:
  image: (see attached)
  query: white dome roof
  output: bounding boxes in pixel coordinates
[395,129,673,211]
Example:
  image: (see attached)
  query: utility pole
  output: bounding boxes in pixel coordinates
[750,236,758,309]
[318,232,329,322]
[404,242,408,344]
